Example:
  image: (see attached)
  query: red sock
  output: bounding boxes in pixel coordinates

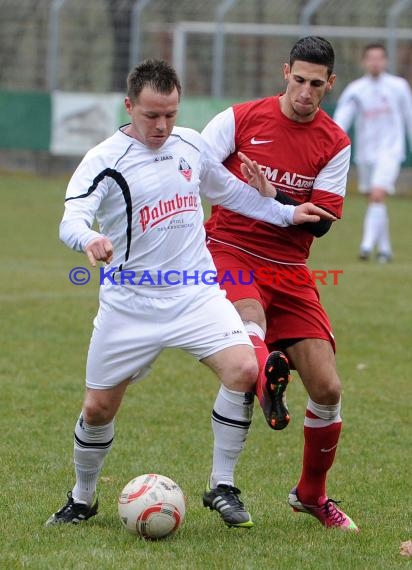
[297,409,342,505]
[248,334,269,410]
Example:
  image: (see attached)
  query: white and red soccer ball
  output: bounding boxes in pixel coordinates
[118,474,185,540]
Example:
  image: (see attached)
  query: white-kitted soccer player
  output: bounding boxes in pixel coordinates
[45,59,334,529]
[334,43,412,262]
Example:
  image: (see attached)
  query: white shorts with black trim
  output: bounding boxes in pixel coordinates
[85,283,252,389]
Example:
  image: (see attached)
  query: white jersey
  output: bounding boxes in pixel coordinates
[334,72,412,164]
[60,125,295,294]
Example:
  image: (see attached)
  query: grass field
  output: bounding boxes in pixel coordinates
[1,171,411,569]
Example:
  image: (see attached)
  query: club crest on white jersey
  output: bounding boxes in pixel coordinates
[179,157,192,181]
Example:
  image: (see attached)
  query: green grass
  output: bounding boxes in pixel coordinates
[0,172,411,569]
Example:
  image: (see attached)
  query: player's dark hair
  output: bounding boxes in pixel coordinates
[290,36,335,76]
[362,43,387,57]
[127,59,182,102]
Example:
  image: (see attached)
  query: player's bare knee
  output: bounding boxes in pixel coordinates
[82,400,115,425]
[227,356,258,391]
[242,357,259,384]
[309,380,341,405]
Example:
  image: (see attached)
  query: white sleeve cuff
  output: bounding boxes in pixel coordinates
[281,204,296,226]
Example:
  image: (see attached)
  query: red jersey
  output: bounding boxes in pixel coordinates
[203,95,351,263]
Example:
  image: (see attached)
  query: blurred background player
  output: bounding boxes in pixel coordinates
[45,59,332,530]
[202,36,359,531]
[334,43,412,263]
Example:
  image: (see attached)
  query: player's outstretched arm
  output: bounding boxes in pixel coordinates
[85,236,114,267]
[238,150,336,232]
[200,144,334,227]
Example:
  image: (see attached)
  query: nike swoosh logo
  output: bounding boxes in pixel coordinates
[250,137,273,145]
[320,444,338,453]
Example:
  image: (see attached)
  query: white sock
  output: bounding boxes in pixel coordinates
[361,203,386,253]
[306,397,341,426]
[376,205,392,255]
[243,320,265,341]
[72,414,114,505]
[210,386,253,488]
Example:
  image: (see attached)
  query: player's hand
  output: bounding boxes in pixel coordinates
[293,203,337,225]
[238,151,277,198]
[84,236,114,267]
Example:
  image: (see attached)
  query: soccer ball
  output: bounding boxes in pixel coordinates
[118,474,185,540]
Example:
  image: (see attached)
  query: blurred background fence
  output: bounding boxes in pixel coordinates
[0,0,411,174]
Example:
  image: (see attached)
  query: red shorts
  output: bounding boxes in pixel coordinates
[208,242,336,355]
